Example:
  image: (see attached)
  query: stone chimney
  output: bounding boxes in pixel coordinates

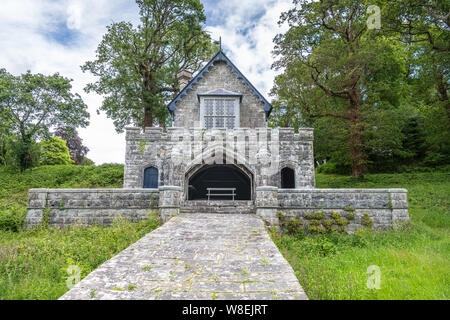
[176,70,192,91]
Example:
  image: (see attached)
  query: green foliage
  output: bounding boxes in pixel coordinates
[344,212,356,220]
[138,140,147,154]
[304,212,326,220]
[378,0,449,53]
[273,170,450,299]
[39,137,73,166]
[79,157,95,166]
[280,210,356,235]
[0,215,159,299]
[271,1,449,175]
[283,218,304,235]
[0,210,26,232]
[81,0,217,131]
[344,205,355,212]
[54,127,90,165]
[361,213,374,229]
[271,0,409,178]
[0,68,89,171]
[7,136,41,172]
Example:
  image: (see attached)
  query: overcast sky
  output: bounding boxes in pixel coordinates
[0,0,291,164]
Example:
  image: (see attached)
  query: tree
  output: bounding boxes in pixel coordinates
[379,0,449,165]
[0,69,89,171]
[82,0,217,132]
[54,127,89,165]
[0,115,13,166]
[39,137,73,165]
[379,0,449,53]
[272,0,408,177]
[80,157,95,166]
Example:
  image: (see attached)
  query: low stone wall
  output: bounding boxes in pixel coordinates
[276,188,409,232]
[27,189,159,228]
[26,187,409,232]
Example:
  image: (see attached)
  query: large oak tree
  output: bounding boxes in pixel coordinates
[82,0,216,132]
[272,0,408,177]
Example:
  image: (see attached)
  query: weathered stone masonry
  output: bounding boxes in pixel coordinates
[26,189,159,228]
[277,188,409,232]
[123,127,315,190]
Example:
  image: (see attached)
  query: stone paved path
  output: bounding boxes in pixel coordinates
[60,214,307,300]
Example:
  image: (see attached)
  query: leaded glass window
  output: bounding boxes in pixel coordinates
[202,98,238,129]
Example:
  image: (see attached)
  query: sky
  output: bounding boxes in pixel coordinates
[0,0,292,164]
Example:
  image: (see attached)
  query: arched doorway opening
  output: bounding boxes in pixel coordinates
[187,165,252,200]
[143,167,158,188]
[281,167,295,189]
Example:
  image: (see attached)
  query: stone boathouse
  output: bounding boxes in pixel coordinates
[26,48,409,231]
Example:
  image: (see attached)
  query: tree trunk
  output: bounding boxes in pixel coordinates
[142,69,155,130]
[436,73,450,125]
[143,107,153,129]
[348,93,365,178]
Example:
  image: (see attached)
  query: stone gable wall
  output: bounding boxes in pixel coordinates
[173,61,267,128]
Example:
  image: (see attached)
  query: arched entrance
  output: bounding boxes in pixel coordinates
[187,164,252,200]
[281,167,295,189]
[143,167,158,188]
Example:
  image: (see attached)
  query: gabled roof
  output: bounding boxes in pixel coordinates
[167,49,273,119]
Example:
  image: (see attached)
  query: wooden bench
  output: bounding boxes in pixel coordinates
[207,188,236,201]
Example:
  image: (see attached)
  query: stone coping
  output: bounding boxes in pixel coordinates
[278,188,408,193]
[256,186,279,191]
[28,187,407,193]
[158,186,182,191]
[125,126,315,133]
[28,188,159,193]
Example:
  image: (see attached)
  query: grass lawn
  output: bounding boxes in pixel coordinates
[0,165,159,300]
[272,170,449,300]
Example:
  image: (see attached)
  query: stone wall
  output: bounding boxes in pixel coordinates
[275,188,409,232]
[27,188,159,228]
[26,186,409,231]
[124,127,316,191]
[173,61,267,129]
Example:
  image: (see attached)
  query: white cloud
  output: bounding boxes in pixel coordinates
[0,0,292,164]
[204,0,291,97]
[66,1,83,30]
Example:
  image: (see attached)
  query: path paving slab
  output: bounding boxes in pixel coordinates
[59,214,307,300]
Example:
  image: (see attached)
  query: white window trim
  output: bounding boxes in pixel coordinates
[199,97,240,129]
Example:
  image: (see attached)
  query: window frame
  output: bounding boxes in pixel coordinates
[199,96,240,129]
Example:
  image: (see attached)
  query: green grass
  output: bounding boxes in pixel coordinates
[0,164,161,300]
[272,170,450,300]
[0,215,159,300]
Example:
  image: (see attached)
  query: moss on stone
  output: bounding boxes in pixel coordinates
[362,212,374,229]
[344,205,355,212]
[304,211,326,220]
[344,212,356,220]
[138,140,148,154]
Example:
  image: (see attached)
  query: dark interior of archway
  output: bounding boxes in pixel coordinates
[188,165,251,200]
[281,167,295,189]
